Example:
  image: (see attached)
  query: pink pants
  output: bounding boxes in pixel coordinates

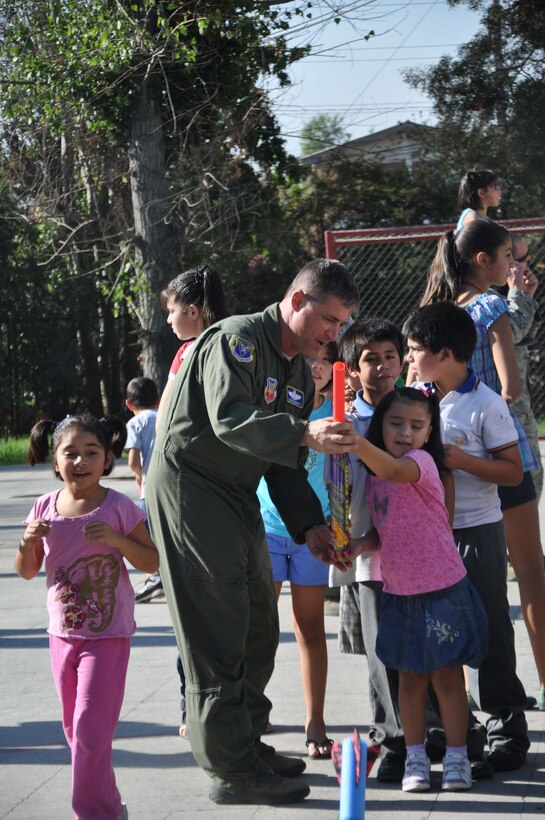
[49,635,130,820]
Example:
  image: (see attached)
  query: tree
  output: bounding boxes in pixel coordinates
[0,0,308,404]
[300,114,351,156]
[404,0,545,217]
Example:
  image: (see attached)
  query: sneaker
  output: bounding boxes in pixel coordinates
[487,747,526,772]
[209,772,310,805]
[442,752,472,791]
[376,751,405,783]
[135,572,164,603]
[256,740,306,778]
[402,752,430,792]
[470,757,495,780]
[117,803,128,820]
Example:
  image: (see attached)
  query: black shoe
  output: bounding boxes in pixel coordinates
[376,751,405,783]
[256,741,306,778]
[470,758,495,780]
[209,772,310,806]
[426,728,446,763]
[487,748,526,772]
[135,572,164,603]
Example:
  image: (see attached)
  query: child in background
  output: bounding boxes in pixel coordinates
[157,263,228,424]
[330,317,407,783]
[17,415,158,820]
[257,341,338,759]
[404,301,530,774]
[125,378,161,603]
[417,219,545,714]
[346,388,488,793]
[456,169,501,231]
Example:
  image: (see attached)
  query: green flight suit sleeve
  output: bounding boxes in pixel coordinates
[264,462,326,544]
[507,288,539,344]
[199,330,307,469]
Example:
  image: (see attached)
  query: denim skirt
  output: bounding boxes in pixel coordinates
[376,577,488,674]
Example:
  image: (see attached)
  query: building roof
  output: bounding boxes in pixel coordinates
[299,120,433,167]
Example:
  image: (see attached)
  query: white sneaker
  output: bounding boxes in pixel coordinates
[402,752,431,792]
[442,752,472,791]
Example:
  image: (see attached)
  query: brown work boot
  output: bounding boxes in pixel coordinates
[256,740,306,778]
[209,771,310,805]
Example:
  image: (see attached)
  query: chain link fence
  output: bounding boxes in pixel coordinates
[325,218,545,417]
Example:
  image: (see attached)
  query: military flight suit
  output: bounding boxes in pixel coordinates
[507,287,543,497]
[146,303,325,788]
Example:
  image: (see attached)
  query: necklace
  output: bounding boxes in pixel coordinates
[461,280,484,294]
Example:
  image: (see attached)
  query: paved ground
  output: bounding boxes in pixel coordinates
[1,459,544,819]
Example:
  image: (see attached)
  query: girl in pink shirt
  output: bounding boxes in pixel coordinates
[347,388,487,795]
[15,415,158,820]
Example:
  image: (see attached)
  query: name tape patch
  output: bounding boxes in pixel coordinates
[286,385,304,408]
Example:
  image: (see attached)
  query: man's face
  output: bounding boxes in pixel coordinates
[290,292,353,358]
[513,239,530,268]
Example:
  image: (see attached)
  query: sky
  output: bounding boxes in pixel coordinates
[266,0,484,156]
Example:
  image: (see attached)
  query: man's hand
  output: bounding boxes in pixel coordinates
[508,263,539,298]
[302,418,357,454]
[305,524,335,564]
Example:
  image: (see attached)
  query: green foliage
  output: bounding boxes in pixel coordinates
[279,159,458,258]
[405,0,545,218]
[300,114,351,156]
[0,437,30,466]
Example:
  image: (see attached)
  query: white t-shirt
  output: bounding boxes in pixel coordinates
[414,373,518,529]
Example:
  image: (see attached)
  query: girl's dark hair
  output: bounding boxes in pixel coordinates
[365,387,444,474]
[421,220,511,305]
[27,414,127,479]
[163,264,228,330]
[321,340,339,393]
[458,169,499,211]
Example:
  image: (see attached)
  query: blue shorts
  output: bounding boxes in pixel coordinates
[266,533,329,586]
[498,470,536,511]
[376,577,488,674]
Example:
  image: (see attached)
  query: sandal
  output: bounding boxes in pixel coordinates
[306,737,334,759]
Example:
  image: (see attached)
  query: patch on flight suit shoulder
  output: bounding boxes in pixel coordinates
[286,385,304,408]
[230,336,255,363]
[264,377,278,404]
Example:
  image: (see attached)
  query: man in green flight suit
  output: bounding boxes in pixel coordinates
[146,259,359,806]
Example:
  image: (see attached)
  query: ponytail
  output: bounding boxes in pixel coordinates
[421,231,462,305]
[199,265,228,328]
[27,419,56,465]
[166,263,228,330]
[458,169,499,211]
[27,414,126,477]
[421,221,510,306]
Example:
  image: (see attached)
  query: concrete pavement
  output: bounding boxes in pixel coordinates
[1,460,544,819]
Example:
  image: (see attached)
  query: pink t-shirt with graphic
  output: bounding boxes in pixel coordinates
[25,489,145,638]
[366,449,466,596]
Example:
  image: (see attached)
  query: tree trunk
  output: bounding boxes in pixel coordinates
[128,88,178,390]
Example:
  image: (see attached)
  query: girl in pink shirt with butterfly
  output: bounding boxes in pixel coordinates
[15,414,158,820]
[346,387,487,794]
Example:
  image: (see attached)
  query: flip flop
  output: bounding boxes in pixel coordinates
[306,737,334,759]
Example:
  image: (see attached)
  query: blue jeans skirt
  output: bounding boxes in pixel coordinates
[376,577,488,674]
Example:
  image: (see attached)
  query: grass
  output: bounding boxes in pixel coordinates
[0,437,129,466]
[538,420,545,439]
[0,437,30,466]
